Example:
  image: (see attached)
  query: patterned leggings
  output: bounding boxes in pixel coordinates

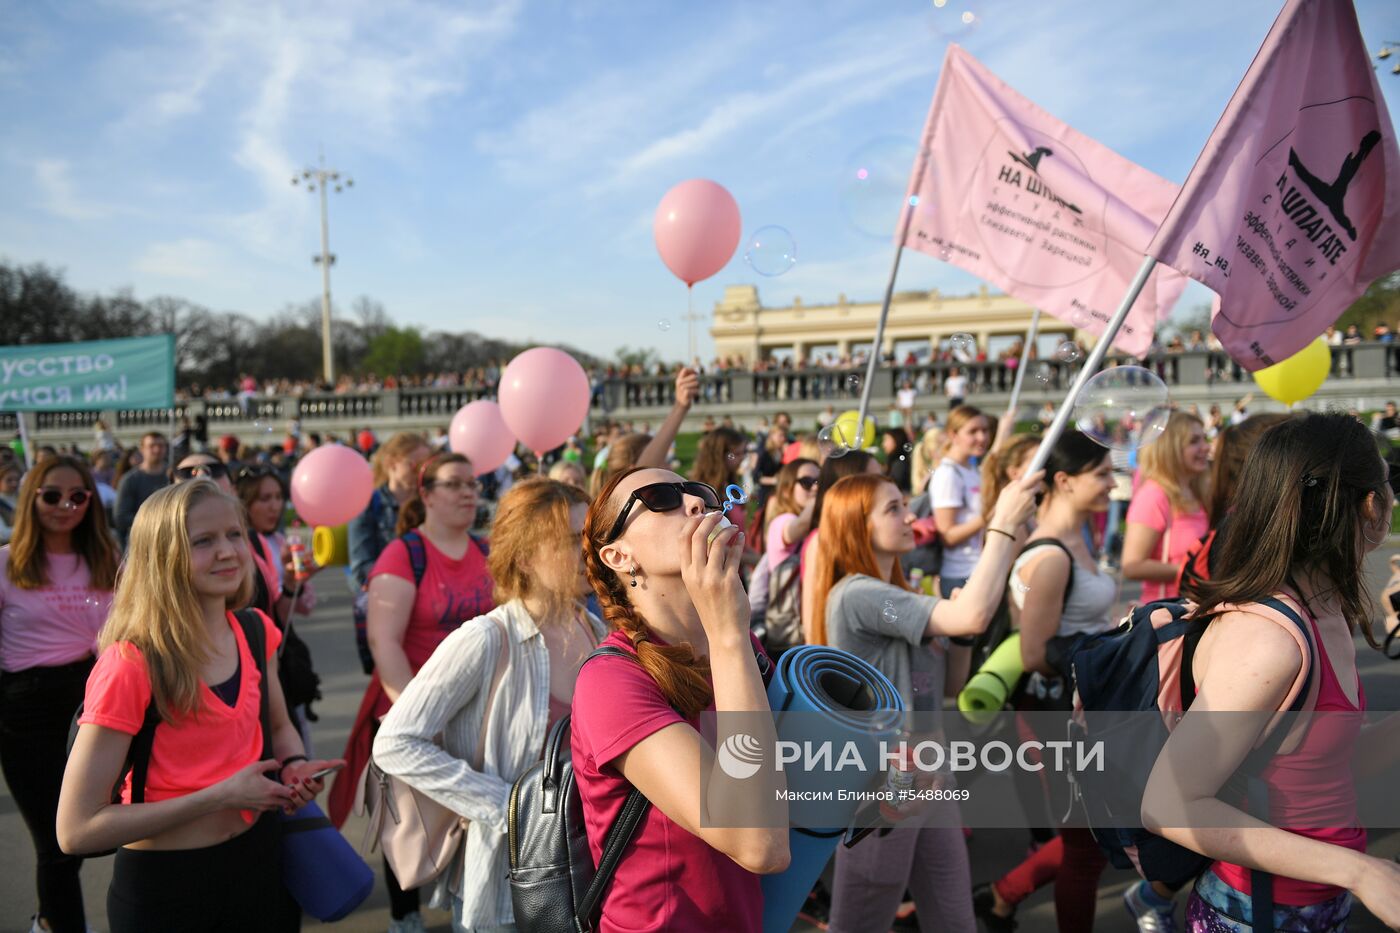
[1187,870,1352,933]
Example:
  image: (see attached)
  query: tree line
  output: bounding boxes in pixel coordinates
[0,260,600,390]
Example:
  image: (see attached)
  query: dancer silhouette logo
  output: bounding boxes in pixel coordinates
[1283,131,1382,243]
[717,733,765,779]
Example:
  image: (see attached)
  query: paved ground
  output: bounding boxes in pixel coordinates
[3,553,1398,933]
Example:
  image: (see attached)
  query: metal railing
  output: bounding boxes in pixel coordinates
[9,344,1399,443]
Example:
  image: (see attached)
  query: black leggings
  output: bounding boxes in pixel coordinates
[108,813,282,932]
[0,658,94,933]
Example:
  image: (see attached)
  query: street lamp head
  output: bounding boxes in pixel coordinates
[290,176,299,185]
[1380,45,1393,60]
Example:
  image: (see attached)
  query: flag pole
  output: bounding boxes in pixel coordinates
[15,411,33,471]
[1005,308,1041,419]
[853,154,930,449]
[1024,255,1159,476]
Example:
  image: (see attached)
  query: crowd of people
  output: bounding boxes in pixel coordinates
[1,359,1399,933]
[156,321,1400,409]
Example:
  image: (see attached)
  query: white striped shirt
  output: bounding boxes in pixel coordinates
[373,598,607,926]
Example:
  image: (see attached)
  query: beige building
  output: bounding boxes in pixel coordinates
[709,284,1077,363]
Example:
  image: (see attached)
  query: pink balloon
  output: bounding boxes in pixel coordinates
[653,179,741,286]
[290,444,375,527]
[497,347,591,456]
[449,400,516,475]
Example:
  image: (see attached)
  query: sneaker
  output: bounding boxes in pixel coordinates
[1123,880,1177,933]
[387,912,428,933]
[972,883,1017,933]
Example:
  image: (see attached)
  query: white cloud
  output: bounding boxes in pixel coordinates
[134,237,225,280]
[103,0,523,256]
[32,158,106,220]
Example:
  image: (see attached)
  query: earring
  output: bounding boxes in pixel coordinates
[628,568,638,588]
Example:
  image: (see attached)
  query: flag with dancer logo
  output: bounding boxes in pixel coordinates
[902,44,1187,357]
[1146,0,1400,370]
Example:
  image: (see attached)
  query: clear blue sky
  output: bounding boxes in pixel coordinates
[2,0,1396,361]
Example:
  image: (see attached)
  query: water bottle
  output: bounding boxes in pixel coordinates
[287,522,309,583]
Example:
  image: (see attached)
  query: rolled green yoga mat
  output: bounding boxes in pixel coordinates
[957,633,1024,725]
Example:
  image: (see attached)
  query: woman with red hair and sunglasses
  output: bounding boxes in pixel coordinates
[807,469,1040,933]
[1,455,120,933]
[327,452,496,933]
[574,467,790,932]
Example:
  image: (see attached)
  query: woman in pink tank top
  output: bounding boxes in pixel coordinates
[1144,413,1400,930]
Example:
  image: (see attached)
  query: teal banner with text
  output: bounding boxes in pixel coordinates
[0,335,176,411]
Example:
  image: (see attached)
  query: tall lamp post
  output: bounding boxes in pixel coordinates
[291,155,353,384]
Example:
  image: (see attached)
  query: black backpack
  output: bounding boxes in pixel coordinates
[65,609,270,855]
[507,646,650,933]
[964,538,1077,677]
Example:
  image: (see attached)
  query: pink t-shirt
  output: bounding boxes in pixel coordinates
[1125,479,1209,602]
[765,512,800,569]
[570,631,763,933]
[80,610,281,824]
[368,534,494,669]
[0,546,112,672]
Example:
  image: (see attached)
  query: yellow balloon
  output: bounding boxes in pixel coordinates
[1251,336,1331,405]
[313,524,350,567]
[833,410,877,448]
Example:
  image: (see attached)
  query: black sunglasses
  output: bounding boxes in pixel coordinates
[237,463,278,481]
[605,481,722,543]
[795,476,820,490]
[175,462,230,482]
[39,488,90,507]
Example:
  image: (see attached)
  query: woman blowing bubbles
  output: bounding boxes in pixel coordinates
[572,467,789,932]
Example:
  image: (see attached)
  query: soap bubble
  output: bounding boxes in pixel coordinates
[817,421,867,460]
[251,419,275,435]
[1034,363,1054,386]
[949,333,977,362]
[902,442,914,454]
[847,373,861,391]
[744,225,797,277]
[929,0,984,40]
[817,424,851,460]
[840,137,921,239]
[1054,341,1081,363]
[657,319,672,332]
[1070,309,1092,329]
[881,601,899,623]
[1074,366,1171,451]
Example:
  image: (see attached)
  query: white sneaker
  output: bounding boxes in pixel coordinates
[1123,880,1177,933]
[387,911,428,933]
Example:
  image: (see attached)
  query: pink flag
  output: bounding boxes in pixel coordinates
[1146,0,1400,370]
[903,45,1186,357]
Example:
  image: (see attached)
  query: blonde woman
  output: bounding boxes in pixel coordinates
[980,435,1041,529]
[930,406,993,597]
[57,480,339,932]
[348,432,433,592]
[1122,411,1211,602]
[910,426,946,496]
[374,478,605,932]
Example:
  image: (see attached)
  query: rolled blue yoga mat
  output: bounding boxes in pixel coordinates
[280,800,375,921]
[760,645,904,933]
